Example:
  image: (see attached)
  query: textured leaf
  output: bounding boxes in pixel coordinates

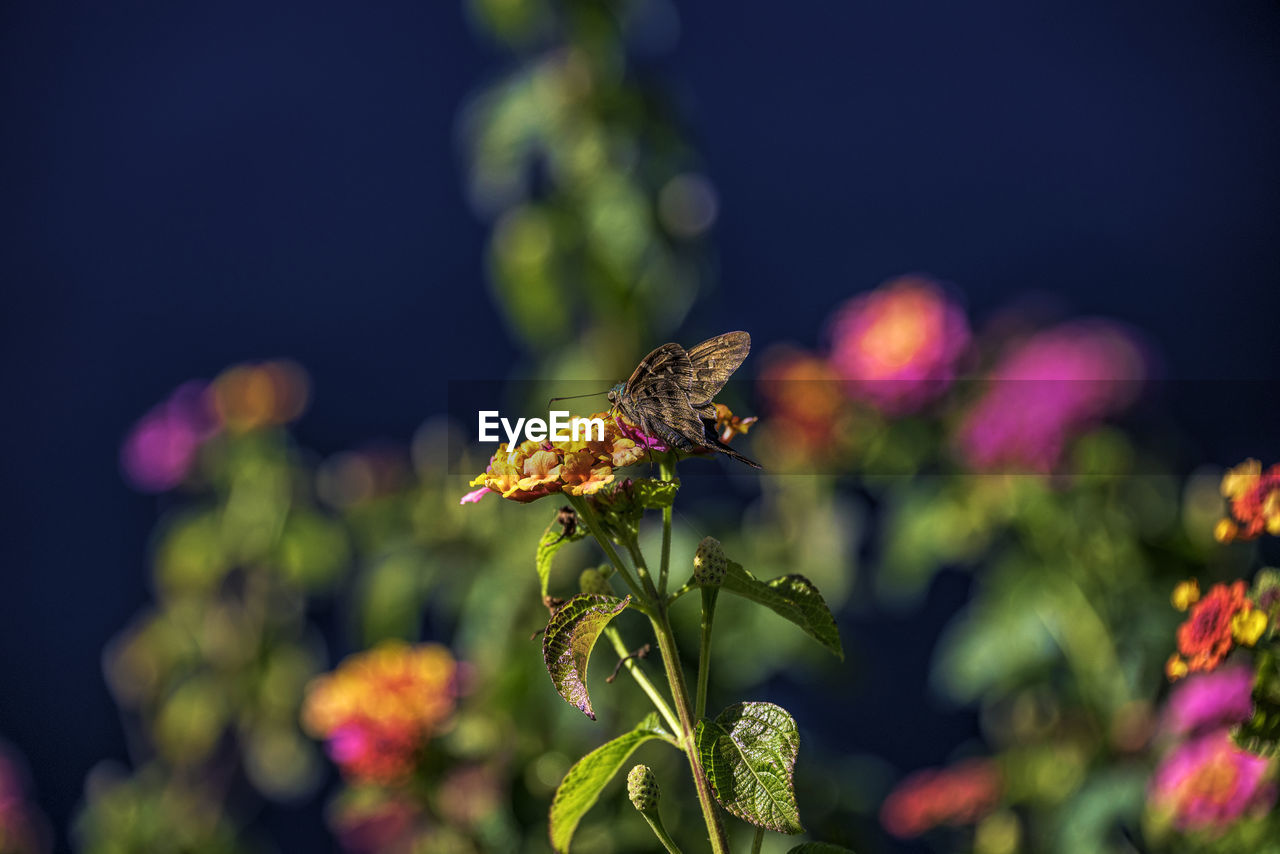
[633,478,679,509]
[697,701,803,834]
[543,594,631,719]
[786,845,857,854]
[549,714,664,853]
[536,512,586,598]
[715,561,843,659]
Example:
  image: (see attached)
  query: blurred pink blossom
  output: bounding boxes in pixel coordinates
[1149,730,1275,833]
[1161,665,1254,740]
[120,381,220,492]
[956,320,1145,472]
[828,275,970,413]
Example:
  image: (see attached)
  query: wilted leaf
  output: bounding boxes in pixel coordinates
[715,562,843,659]
[549,714,664,853]
[543,594,631,719]
[697,701,803,834]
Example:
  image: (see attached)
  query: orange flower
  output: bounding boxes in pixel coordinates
[1175,582,1249,674]
[302,642,458,784]
[462,405,755,504]
[1216,459,1280,541]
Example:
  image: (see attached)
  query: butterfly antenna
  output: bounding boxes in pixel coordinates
[547,390,609,407]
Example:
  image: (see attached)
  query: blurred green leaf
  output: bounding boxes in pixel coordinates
[542,594,631,719]
[696,701,803,835]
[787,844,857,854]
[548,713,664,853]
[1234,650,1280,758]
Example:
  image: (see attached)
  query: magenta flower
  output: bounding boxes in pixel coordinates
[955,320,1145,472]
[120,381,220,492]
[459,486,492,505]
[1161,665,1255,739]
[827,275,970,414]
[1149,730,1275,833]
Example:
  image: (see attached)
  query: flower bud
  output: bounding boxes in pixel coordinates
[692,536,727,587]
[627,764,660,812]
[578,568,613,597]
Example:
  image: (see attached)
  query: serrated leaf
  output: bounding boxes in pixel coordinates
[697,701,803,834]
[715,561,843,659]
[549,714,664,853]
[542,594,631,719]
[633,478,679,509]
[786,844,857,854]
[536,512,586,598]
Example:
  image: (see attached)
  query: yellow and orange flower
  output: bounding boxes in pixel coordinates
[302,642,458,784]
[462,407,753,504]
[1215,459,1280,542]
[1173,581,1251,676]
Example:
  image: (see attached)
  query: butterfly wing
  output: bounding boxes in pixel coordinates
[618,343,705,446]
[685,331,751,418]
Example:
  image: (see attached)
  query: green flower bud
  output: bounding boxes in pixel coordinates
[692,536,727,586]
[578,568,613,597]
[627,764,660,812]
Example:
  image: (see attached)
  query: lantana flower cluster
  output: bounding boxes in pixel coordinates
[879,758,1002,839]
[756,275,1145,473]
[462,406,753,505]
[302,642,459,784]
[120,360,310,492]
[1166,580,1270,681]
[1149,666,1275,834]
[1215,459,1280,543]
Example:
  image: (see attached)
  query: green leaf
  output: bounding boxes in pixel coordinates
[549,714,664,853]
[715,561,843,659]
[633,478,679,509]
[786,844,857,854]
[696,701,803,834]
[1234,650,1280,758]
[543,594,631,719]
[536,509,587,598]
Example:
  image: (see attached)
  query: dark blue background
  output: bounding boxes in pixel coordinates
[3,1,1279,850]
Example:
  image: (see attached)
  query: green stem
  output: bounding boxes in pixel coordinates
[567,495,650,613]
[604,626,681,736]
[640,810,684,854]
[649,607,730,854]
[625,537,661,601]
[695,587,718,722]
[658,456,676,594]
[750,827,764,854]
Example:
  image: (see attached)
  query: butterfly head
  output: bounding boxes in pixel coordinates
[606,383,625,406]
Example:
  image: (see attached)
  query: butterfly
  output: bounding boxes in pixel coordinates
[607,332,761,468]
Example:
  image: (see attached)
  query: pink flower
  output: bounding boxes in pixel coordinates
[459,486,492,505]
[828,275,970,414]
[955,320,1144,472]
[1150,730,1275,833]
[120,381,220,492]
[880,758,1001,838]
[1161,666,1255,739]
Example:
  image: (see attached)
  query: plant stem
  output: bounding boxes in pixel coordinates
[603,625,681,736]
[649,606,730,854]
[567,495,650,613]
[640,810,685,854]
[695,587,718,722]
[750,827,764,854]
[658,456,676,593]
[625,537,662,601]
